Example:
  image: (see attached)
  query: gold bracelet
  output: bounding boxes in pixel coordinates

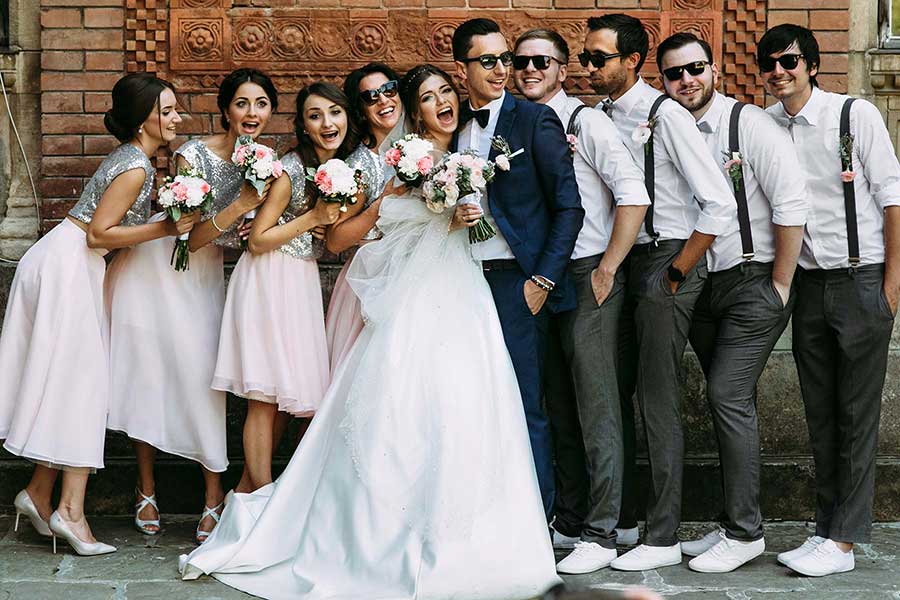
[211,213,225,233]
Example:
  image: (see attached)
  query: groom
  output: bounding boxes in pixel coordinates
[452,18,584,517]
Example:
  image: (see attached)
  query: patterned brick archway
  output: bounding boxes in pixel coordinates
[127,0,767,107]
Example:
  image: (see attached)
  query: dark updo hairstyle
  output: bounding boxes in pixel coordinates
[293,82,359,170]
[104,73,176,143]
[343,62,402,149]
[399,64,458,136]
[217,68,279,131]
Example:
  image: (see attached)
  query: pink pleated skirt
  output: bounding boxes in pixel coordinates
[0,219,108,469]
[325,260,364,374]
[105,225,229,473]
[212,250,329,417]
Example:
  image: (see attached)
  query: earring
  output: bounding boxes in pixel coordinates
[138,126,143,134]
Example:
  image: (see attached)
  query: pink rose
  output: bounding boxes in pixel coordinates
[272,160,284,178]
[417,155,434,174]
[234,146,248,164]
[385,148,402,166]
[255,147,268,160]
[724,158,742,170]
[200,182,211,194]
[566,134,577,153]
[314,170,333,194]
[841,170,856,183]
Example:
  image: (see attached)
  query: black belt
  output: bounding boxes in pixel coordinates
[481,259,519,272]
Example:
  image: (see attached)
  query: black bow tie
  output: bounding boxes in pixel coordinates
[460,104,490,129]
[601,98,614,116]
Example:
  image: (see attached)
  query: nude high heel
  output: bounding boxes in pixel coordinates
[49,511,116,556]
[13,490,52,537]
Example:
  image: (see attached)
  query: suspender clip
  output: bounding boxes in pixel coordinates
[848,256,860,277]
[742,253,755,261]
[652,234,660,248]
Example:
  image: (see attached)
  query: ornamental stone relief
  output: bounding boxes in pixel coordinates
[127,0,761,104]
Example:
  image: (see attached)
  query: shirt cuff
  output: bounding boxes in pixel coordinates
[875,179,900,209]
[693,213,737,237]
[613,182,651,207]
[772,206,808,227]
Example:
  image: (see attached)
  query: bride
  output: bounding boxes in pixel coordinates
[180,64,560,600]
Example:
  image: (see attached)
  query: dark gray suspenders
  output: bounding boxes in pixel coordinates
[643,95,669,243]
[840,97,860,268]
[566,104,589,140]
[728,102,754,261]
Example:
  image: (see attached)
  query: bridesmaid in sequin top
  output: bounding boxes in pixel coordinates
[0,74,195,556]
[214,82,356,494]
[104,68,278,545]
[324,63,408,372]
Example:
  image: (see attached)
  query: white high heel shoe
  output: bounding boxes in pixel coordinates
[133,487,161,535]
[195,501,224,545]
[13,490,52,537]
[49,511,116,556]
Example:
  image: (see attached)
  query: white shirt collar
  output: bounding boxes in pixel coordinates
[469,91,506,118]
[696,91,727,133]
[612,76,652,116]
[772,85,822,127]
[545,88,569,121]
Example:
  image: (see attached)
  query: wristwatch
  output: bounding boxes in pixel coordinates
[667,264,686,283]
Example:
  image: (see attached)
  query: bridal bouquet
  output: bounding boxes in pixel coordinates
[232,135,284,236]
[422,150,497,243]
[306,158,362,212]
[384,134,434,187]
[157,168,214,271]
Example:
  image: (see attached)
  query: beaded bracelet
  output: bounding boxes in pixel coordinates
[530,275,554,292]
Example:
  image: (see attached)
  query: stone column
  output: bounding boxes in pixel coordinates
[0,0,41,260]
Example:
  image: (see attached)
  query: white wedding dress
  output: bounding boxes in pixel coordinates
[180,189,560,600]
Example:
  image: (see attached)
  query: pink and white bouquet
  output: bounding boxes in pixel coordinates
[157,167,214,271]
[384,134,434,187]
[232,135,284,222]
[422,150,498,243]
[306,158,362,212]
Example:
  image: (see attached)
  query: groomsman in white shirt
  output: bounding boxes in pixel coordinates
[581,13,736,571]
[656,31,808,573]
[759,24,900,578]
[512,28,649,574]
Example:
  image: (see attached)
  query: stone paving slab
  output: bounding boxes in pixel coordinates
[2,517,900,599]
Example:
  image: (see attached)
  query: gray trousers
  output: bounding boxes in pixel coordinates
[545,254,625,549]
[688,262,792,542]
[617,239,706,546]
[793,265,893,544]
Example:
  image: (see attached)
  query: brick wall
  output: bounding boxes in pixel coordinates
[35,0,849,234]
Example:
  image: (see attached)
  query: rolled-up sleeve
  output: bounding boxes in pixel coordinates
[855,99,900,210]
[580,112,649,207]
[659,106,736,236]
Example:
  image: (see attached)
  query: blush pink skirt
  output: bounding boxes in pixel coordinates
[0,219,108,469]
[105,224,228,473]
[325,260,365,374]
[213,250,329,417]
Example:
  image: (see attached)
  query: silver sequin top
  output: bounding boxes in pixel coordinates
[347,143,391,241]
[277,152,324,260]
[175,138,244,249]
[68,144,154,226]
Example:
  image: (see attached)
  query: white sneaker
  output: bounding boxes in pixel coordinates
[610,543,682,571]
[615,526,639,546]
[785,539,854,577]
[681,527,726,557]
[688,537,765,573]
[556,541,618,574]
[777,535,826,565]
[552,528,581,550]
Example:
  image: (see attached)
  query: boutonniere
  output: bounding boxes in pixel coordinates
[723,151,744,191]
[631,115,659,155]
[566,133,578,155]
[490,135,524,171]
[839,131,856,183]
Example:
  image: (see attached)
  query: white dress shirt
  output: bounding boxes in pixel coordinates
[546,89,649,260]
[697,92,808,272]
[767,86,900,269]
[457,92,515,261]
[604,77,736,245]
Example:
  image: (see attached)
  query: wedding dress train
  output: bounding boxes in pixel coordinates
[180,190,559,600]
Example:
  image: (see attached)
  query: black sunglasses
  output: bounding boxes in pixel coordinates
[512,54,563,71]
[662,61,710,82]
[360,80,399,106]
[758,54,804,73]
[577,50,623,69]
[459,51,514,70]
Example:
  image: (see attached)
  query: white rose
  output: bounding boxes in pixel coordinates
[631,124,652,144]
[444,183,459,205]
[158,188,175,207]
[494,155,510,171]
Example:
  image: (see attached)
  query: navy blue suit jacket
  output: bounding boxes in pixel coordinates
[455,93,584,313]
